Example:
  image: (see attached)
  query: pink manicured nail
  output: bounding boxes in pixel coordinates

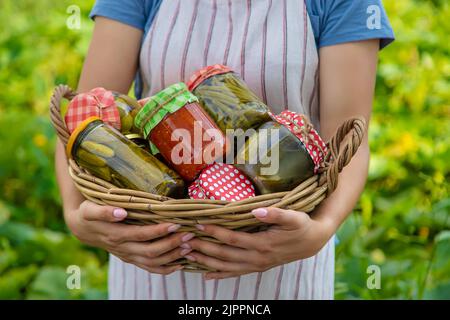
[168,224,181,233]
[113,208,127,219]
[181,248,192,256]
[180,243,191,249]
[252,208,268,218]
[195,224,205,231]
[182,233,195,242]
[185,255,196,262]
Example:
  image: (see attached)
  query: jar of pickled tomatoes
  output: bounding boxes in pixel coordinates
[135,83,228,181]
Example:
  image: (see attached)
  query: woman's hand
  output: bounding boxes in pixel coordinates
[183,207,336,280]
[66,200,195,275]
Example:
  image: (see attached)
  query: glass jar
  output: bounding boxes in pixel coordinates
[235,116,324,194]
[187,65,272,135]
[67,116,185,197]
[112,92,142,135]
[135,83,228,181]
[124,133,151,153]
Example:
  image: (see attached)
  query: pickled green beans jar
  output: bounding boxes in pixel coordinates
[187,65,272,135]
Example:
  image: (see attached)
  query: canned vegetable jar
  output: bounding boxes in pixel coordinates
[112,92,143,135]
[234,111,327,194]
[67,116,185,197]
[135,83,228,181]
[186,65,272,135]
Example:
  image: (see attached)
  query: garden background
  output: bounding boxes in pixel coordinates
[0,0,448,299]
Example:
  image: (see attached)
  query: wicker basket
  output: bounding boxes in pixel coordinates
[50,84,365,272]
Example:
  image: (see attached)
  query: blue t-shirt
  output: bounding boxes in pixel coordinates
[90,0,395,49]
[89,0,395,98]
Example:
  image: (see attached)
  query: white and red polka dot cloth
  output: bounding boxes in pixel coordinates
[188,163,255,201]
[272,110,327,173]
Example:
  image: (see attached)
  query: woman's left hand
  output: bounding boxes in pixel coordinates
[183,207,336,280]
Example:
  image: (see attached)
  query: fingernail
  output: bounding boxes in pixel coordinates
[182,233,195,242]
[113,208,127,219]
[195,224,205,231]
[252,208,268,218]
[180,243,191,249]
[185,255,196,262]
[181,248,192,256]
[168,224,181,233]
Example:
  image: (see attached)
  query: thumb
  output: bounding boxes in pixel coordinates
[81,201,128,222]
[251,207,302,230]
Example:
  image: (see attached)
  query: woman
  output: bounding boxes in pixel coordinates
[55,0,394,299]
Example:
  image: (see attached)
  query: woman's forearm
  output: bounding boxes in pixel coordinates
[55,139,85,222]
[311,142,370,233]
[313,39,379,235]
[54,17,142,222]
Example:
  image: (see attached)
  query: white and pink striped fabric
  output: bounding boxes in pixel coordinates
[109,0,335,300]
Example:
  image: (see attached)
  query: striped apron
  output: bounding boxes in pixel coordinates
[109,0,335,300]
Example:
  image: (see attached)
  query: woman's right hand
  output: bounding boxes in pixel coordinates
[66,200,194,275]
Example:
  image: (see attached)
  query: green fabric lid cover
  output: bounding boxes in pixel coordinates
[149,142,160,155]
[134,82,199,140]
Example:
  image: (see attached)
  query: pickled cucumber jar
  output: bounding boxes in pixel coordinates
[112,92,142,134]
[135,83,229,182]
[66,116,185,197]
[234,111,327,194]
[187,65,272,134]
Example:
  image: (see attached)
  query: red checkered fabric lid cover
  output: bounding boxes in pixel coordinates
[65,87,121,133]
[186,64,233,91]
[272,110,327,173]
[188,163,256,201]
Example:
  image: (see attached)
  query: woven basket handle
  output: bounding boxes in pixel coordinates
[50,84,77,146]
[323,117,366,193]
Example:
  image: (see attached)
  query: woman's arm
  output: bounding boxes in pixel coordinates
[311,39,378,230]
[57,17,141,218]
[56,17,194,274]
[183,39,380,279]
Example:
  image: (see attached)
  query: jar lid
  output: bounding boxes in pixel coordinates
[66,116,101,158]
[64,87,121,134]
[188,163,256,201]
[273,111,328,173]
[186,64,233,91]
[124,133,143,140]
[134,83,198,139]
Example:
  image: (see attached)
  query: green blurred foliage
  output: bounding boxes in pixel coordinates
[335,0,450,299]
[0,0,108,299]
[0,0,448,299]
